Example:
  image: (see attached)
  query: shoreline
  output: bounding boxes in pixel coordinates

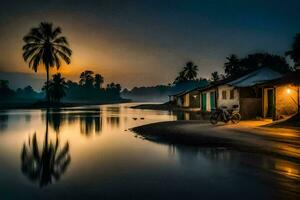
[131,102,203,112]
[0,99,131,110]
[131,120,300,163]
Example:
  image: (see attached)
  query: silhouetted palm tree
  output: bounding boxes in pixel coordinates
[224,54,240,77]
[79,70,94,87]
[94,74,104,89]
[42,73,68,103]
[286,33,300,68]
[174,70,188,84]
[210,71,220,82]
[21,113,71,187]
[183,61,198,80]
[22,22,72,104]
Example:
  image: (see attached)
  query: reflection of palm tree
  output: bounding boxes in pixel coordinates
[21,111,71,187]
[48,110,65,133]
[22,22,72,104]
[0,113,8,131]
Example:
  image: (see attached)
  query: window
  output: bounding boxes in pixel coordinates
[222,90,227,99]
[230,89,234,99]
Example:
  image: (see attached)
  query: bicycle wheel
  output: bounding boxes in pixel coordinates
[210,113,219,125]
[231,113,241,124]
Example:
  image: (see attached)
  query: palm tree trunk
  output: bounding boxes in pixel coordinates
[46,65,50,106]
[45,109,49,149]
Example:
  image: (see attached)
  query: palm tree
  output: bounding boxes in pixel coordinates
[183,61,198,80]
[173,70,187,84]
[42,73,68,103]
[224,54,240,77]
[94,74,104,89]
[210,71,220,82]
[21,113,71,187]
[286,33,300,68]
[22,22,72,105]
[79,70,94,87]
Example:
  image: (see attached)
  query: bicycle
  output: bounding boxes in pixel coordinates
[210,105,241,125]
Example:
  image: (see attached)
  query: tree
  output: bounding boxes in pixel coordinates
[286,33,300,68]
[94,74,104,89]
[224,54,241,77]
[21,116,71,187]
[0,80,15,101]
[210,71,220,82]
[183,61,198,80]
[240,53,291,74]
[43,73,68,103]
[22,22,72,105]
[79,70,94,87]
[106,82,122,98]
[173,71,188,84]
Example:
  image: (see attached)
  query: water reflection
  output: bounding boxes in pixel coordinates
[106,116,120,128]
[43,108,104,137]
[79,113,103,136]
[0,112,9,131]
[167,143,300,199]
[21,112,71,187]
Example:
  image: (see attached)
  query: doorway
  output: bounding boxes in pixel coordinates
[201,93,207,111]
[210,91,216,110]
[266,89,274,118]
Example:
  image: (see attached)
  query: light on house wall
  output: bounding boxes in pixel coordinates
[287,88,291,94]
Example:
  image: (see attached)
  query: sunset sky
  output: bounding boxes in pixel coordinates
[0,0,300,90]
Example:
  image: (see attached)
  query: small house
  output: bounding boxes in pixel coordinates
[199,67,282,119]
[169,88,201,109]
[260,70,300,120]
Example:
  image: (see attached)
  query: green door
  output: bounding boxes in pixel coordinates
[201,93,207,111]
[267,89,274,117]
[210,91,216,110]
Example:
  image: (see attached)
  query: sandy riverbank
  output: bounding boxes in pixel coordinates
[131,120,300,162]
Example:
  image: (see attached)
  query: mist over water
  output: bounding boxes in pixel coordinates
[0,103,299,199]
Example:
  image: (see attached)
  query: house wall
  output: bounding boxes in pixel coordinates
[275,85,299,119]
[217,85,239,109]
[188,91,201,108]
[201,89,216,112]
[240,98,261,119]
[174,96,182,107]
[262,88,273,118]
[183,93,190,107]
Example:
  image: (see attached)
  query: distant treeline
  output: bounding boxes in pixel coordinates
[121,80,208,102]
[0,70,123,103]
[122,61,208,102]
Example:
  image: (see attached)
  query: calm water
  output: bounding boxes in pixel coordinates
[0,103,299,200]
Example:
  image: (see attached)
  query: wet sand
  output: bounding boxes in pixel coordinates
[132,120,300,162]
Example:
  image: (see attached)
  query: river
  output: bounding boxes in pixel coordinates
[0,103,299,199]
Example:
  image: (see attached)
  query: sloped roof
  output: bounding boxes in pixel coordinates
[260,70,300,87]
[228,67,282,87]
[197,75,238,92]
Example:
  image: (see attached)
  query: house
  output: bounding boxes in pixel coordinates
[215,67,282,119]
[172,67,283,119]
[260,69,300,120]
[198,77,235,112]
[168,80,208,108]
[169,88,201,109]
